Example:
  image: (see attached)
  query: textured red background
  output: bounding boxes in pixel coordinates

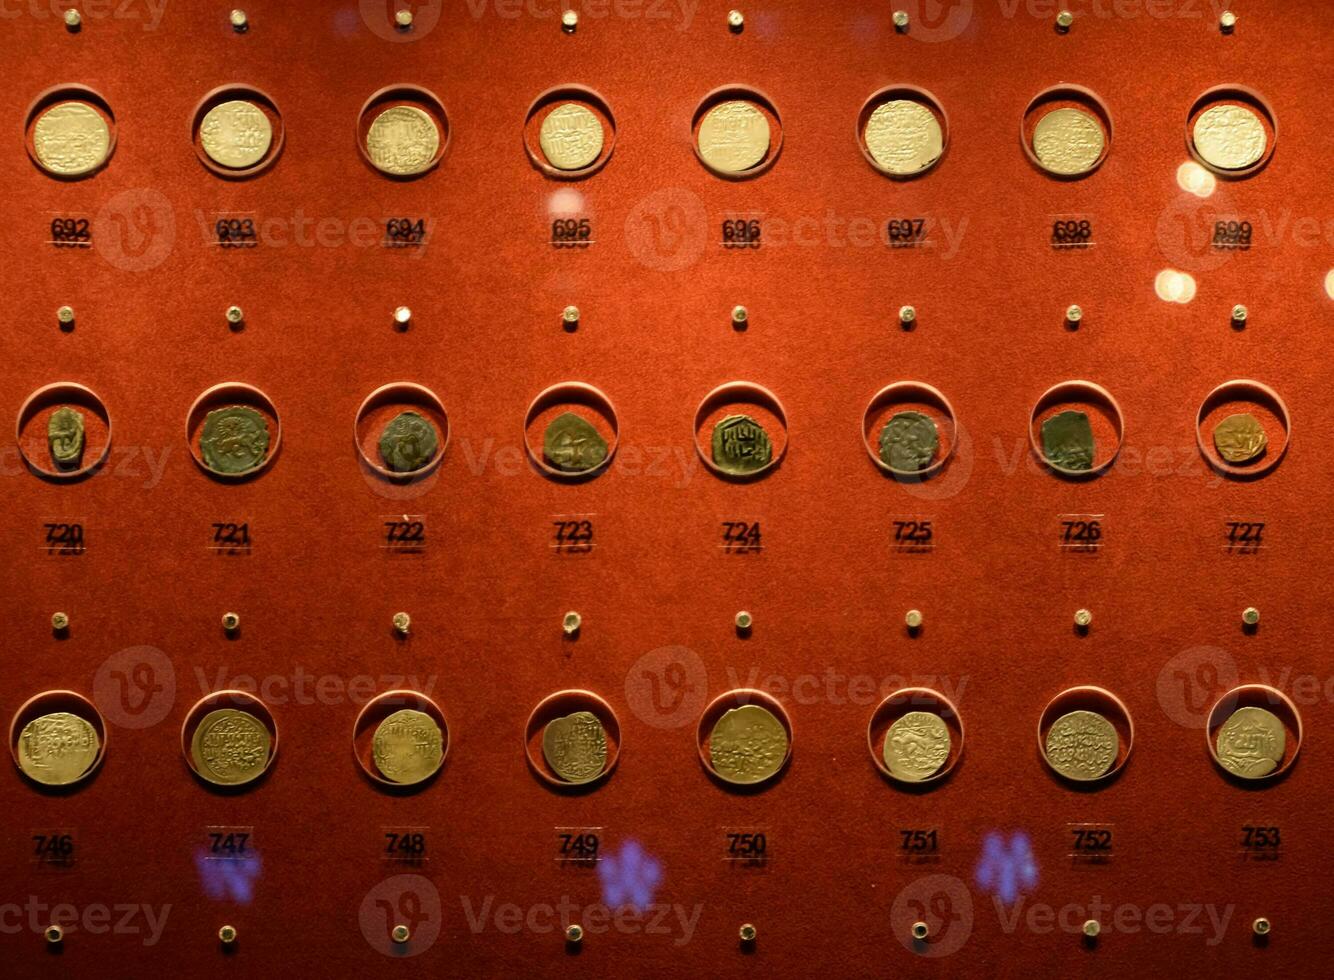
[1,0,1331,976]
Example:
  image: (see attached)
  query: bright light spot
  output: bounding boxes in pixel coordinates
[1325,269,1334,300]
[548,188,585,217]
[1176,161,1216,199]
[1155,269,1197,304]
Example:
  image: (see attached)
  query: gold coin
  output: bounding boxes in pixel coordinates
[366,105,440,176]
[864,100,943,176]
[190,708,272,786]
[199,99,273,169]
[1193,104,1267,171]
[1212,412,1268,464]
[1044,709,1118,781]
[1031,107,1105,176]
[16,712,99,786]
[372,708,444,784]
[709,704,788,785]
[538,103,604,171]
[1215,705,1285,779]
[32,102,110,176]
[883,710,951,782]
[541,710,607,783]
[697,101,771,174]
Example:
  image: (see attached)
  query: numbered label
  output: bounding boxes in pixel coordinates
[383,516,428,553]
[1224,519,1266,556]
[551,217,592,249]
[720,520,763,555]
[383,828,429,865]
[1050,216,1094,249]
[723,828,769,868]
[555,827,602,865]
[1240,824,1281,861]
[885,217,929,248]
[891,517,934,555]
[31,830,77,869]
[721,217,761,249]
[551,515,595,555]
[214,217,258,248]
[43,521,85,556]
[204,826,254,861]
[209,521,252,555]
[49,216,91,248]
[1212,219,1253,251]
[385,217,430,248]
[1067,823,1114,863]
[1059,514,1104,554]
[898,828,940,863]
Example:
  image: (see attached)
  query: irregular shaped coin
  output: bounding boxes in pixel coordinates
[542,411,608,473]
[1044,709,1118,781]
[17,711,99,786]
[47,406,85,470]
[200,405,270,475]
[1215,705,1285,779]
[883,710,951,782]
[372,708,445,784]
[1212,412,1267,464]
[878,411,939,472]
[542,710,608,783]
[709,704,788,785]
[1041,409,1095,471]
[378,410,439,473]
[711,414,773,475]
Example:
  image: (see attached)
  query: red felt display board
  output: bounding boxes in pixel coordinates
[1,1,1331,976]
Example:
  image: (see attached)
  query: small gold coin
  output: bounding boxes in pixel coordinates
[1044,709,1118,781]
[372,708,444,784]
[1215,705,1285,779]
[16,712,99,786]
[1212,412,1268,464]
[366,105,440,176]
[864,100,943,176]
[709,704,788,785]
[190,708,271,786]
[1031,107,1105,176]
[32,102,111,176]
[538,103,604,171]
[697,101,771,174]
[1193,104,1267,171]
[200,99,273,169]
[883,711,950,782]
[542,710,607,783]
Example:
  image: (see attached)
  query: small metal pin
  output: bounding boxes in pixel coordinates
[393,306,412,329]
[222,612,241,634]
[911,921,929,940]
[1220,11,1237,33]
[1252,917,1270,937]
[562,611,582,636]
[735,610,753,633]
[57,306,75,329]
[229,9,248,32]
[727,10,744,32]
[1056,10,1074,31]
[1242,606,1260,627]
[899,305,917,328]
[394,9,413,30]
[893,10,909,32]
[51,612,70,632]
[1065,304,1083,328]
[565,924,584,944]
[45,924,64,944]
[562,306,580,330]
[905,609,924,632]
[1231,304,1248,328]
[561,10,578,32]
[739,922,757,944]
[391,924,411,944]
[1074,608,1093,631]
[393,612,411,636]
[225,305,244,327]
[64,9,81,30]
[218,924,238,945]
[731,305,749,329]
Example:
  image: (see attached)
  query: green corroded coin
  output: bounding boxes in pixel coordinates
[878,411,939,472]
[543,411,608,473]
[47,406,85,470]
[711,414,772,475]
[1041,409,1095,471]
[200,405,270,475]
[378,410,439,473]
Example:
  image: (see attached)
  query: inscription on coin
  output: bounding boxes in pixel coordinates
[200,406,271,476]
[543,412,608,473]
[1032,107,1105,176]
[17,712,99,786]
[378,411,439,473]
[32,102,111,176]
[709,704,788,785]
[1041,409,1095,472]
[538,103,604,171]
[864,100,943,176]
[1212,412,1267,464]
[1215,705,1285,779]
[1044,709,1118,781]
[366,105,440,176]
[372,708,445,784]
[878,411,939,472]
[47,406,85,470]
[883,711,950,782]
[697,101,771,174]
[200,99,273,169]
[711,414,773,475]
[541,710,608,783]
[1193,104,1266,171]
[190,708,272,786]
